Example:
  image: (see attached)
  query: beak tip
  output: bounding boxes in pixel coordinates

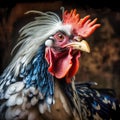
[87,48,90,53]
[79,40,90,53]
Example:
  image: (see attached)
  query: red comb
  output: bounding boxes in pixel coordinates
[63,9,101,38]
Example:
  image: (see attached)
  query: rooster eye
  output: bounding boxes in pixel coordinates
[58,34,64,40]
[54,32,66,42]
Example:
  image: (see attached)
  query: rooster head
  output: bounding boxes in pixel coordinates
[13,9,100,83]
[45,9,101,83]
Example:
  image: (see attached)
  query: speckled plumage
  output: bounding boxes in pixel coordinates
[0,44,55,120]
[63,81,120,120]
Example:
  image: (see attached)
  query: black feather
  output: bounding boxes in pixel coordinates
[61,81,120,120]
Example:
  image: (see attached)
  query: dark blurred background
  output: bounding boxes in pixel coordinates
[0,0,120,100]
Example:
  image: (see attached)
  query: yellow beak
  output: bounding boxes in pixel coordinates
[64,40,90,53]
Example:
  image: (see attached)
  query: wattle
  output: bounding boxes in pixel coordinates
[45,47,81,83]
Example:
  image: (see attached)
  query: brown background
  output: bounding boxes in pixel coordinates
[0,0,120,100]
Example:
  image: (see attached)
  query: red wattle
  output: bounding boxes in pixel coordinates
[45,47,80,82]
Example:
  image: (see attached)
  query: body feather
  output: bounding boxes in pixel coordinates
[62,81,120,120]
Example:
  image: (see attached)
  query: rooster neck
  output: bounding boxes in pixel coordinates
[0,44,54,101]
[19,44,54,96]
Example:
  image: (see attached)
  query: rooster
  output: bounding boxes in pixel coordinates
[0,9,120,120]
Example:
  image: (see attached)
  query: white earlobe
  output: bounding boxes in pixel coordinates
[45,39,54,47]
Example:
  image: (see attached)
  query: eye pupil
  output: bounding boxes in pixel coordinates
[58,34,64,39]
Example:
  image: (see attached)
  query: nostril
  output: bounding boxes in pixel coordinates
[74,36,83,42]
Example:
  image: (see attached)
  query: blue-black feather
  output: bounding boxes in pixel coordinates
[20,44,54,98]
[62,81,120,120]
[0,44,54,102]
